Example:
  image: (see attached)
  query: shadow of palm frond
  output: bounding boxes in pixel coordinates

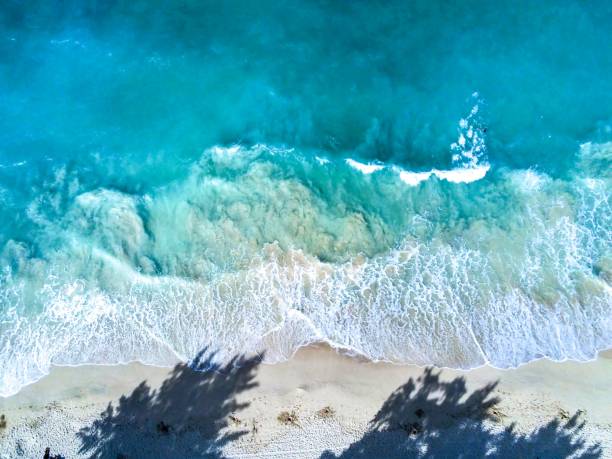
[322,367,601,459]
[77,348,261,459]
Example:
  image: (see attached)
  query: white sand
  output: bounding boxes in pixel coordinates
[0,345,610,458]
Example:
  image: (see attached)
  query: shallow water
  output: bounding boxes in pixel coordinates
[0,0,611,396]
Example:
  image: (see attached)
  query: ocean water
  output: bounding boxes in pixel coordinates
[1,0,611,396]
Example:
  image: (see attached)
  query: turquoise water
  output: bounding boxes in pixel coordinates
[0,1,611,396]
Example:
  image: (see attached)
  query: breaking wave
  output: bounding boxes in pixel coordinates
[0,139,610,397]
[346,99,491,186]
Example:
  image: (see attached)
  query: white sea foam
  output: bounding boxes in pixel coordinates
[210,144,242,156]
[397,169,432,186]
[434,165,490,183]
[395,164,490,186]
[395,97,491,187]
[1,205,609,397]
[450,97,487,168]
[345,158,385,174]
[509,169,548,193]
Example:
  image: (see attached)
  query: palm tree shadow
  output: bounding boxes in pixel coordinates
[77,348,262,459]
[322,367,602,459]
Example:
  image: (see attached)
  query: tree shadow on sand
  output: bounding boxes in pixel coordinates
[322,367,602,459]
[77,348,262,459]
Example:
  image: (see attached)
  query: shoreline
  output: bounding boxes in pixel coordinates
[3,340,611,400]
[1,345,610,458]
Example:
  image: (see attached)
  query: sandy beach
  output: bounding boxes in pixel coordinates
[2,1,612,458]
[0,345,610,458]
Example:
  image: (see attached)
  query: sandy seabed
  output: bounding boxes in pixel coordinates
[0,345,610,458]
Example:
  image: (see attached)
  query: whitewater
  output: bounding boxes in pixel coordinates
[1,129,610,396]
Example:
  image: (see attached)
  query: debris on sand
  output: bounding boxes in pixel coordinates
[559,408,570,421]
[156,421,171,434]
[45,402,60,411]
[0,414,6,429]
[487,406,506,422]
[229,414,242,426]
[317,406,335,419]
[277,410,300,427]
[402,422,423,436]
[43,447,64,459]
